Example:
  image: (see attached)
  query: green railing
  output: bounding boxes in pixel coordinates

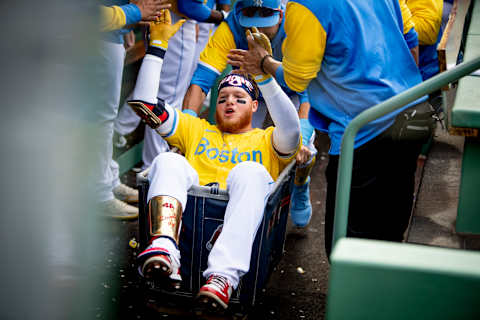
[332,56,480,248]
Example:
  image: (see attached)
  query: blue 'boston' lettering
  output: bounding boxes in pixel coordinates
[238,152,250,162]
[194,138,263,164]
[231,148,238,164]
[252,150,262,164]
[218,150,230,163]
[206,148,219,159]
[195,137,209,155]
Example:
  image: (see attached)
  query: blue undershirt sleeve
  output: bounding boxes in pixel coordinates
[190,64,220,94]
[121,4,142,25]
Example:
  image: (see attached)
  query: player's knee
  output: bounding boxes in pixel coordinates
[151,152,185,171]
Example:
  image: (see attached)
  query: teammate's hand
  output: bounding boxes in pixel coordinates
[296,145,313,165]
[227,27,272,83]
[132,0,172,22]
[245,27,272,83]
[247,27,272,56]
[149,9,186,50]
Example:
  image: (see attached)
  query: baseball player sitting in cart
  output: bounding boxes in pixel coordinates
[127,9,301,313]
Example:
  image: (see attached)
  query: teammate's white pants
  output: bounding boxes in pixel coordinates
[93,40,124,202]
[114,91,140,136]
[147,152,274,289]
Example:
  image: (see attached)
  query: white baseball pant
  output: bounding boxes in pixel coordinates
[114,90,139,136]
[147,152,274,289]
[92,40,124,202]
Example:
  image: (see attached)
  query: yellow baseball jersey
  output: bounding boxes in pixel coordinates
[164,110,298,189]
[406,0,443,45]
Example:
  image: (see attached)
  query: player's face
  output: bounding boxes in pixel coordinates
[215,86,258,134]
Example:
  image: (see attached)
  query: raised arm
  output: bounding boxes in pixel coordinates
[258,76,300,156]
[127,10,185,135]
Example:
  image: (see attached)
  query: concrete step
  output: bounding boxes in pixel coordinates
[407,125,480,250]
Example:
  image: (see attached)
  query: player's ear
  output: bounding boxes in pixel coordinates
[251,100,258,113]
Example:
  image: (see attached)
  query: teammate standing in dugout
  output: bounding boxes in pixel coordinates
[228,0,436,257]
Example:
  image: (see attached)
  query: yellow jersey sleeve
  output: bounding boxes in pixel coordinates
[100,5,126,32]
[282,2,326,93]
[398,0,415,34]
[199,22,236,74]
[407,0,443,45]
[164,110,207,154]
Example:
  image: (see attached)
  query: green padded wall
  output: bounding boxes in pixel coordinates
[326,239,480,320]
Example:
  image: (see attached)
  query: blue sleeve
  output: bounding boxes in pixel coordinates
[121,4,142,25]
[190,64,221,94]
[178,0,212,22]
[404,28,419,49]
[275,64,287,87]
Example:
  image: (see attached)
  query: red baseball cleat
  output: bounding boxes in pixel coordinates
[196,275,233,311]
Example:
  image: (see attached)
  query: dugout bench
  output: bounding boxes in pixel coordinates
[135,159,296,318]
[448,0,480,235]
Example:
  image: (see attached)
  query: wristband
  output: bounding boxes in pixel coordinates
[260,54,273,74]
[183,109,198,117]
[146,46,166,59]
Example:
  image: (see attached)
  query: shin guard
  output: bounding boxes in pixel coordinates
[149,195,183,244]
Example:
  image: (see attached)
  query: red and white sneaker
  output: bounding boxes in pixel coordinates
[137,240,182,288]
[196,275,233,311]
[138,246,173,279]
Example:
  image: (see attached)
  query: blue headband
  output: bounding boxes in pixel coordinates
[218,74,258,100]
